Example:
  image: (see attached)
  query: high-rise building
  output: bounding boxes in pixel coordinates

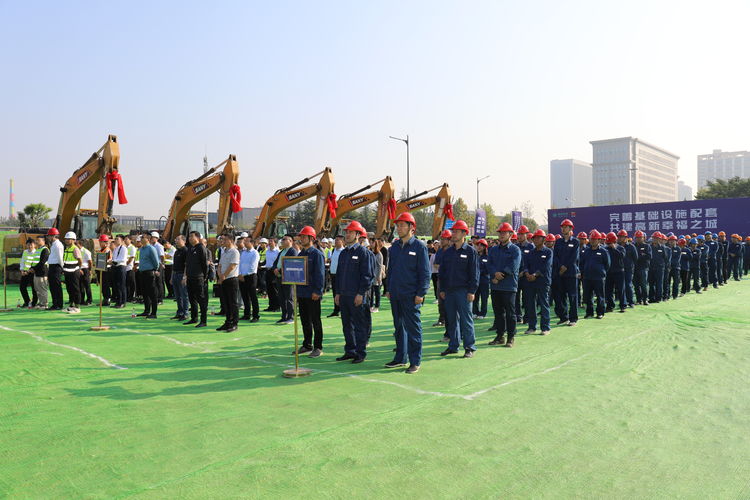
[590,137,679,205]
[550,159,592,208]
[697,149,750,189]
[677,179,693,201]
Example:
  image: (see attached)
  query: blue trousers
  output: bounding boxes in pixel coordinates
[445,288,476,352]
[171,271,189,317]
[525,283,550,331]
[634,267,649,303]
[553,276,579,322]
[648,267,664,302]
[113,265,127,306]
[605,273,625,311]
[624,268,635,306]
[340,295,369,359]
[708,258,718,285]
[729,257,741,280]
[472,281,489,317]
[583,278,605,317]
[667,268,680,299]
[390,296,423,366]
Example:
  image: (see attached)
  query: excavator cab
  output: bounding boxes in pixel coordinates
[73,209,100,240]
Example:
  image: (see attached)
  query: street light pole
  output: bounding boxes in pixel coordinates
[476,175,490,211]
[389,135,410,196]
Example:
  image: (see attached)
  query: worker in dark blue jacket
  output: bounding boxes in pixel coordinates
[604,232,626,313]
[472,239,490,320]
[619,230,638,308]
[552,219,580,326]
[514,226,534,322]
[705,232,719,288]
[727,234,743,281]
[718,232,729,284]
[487,223,522,347]
[295,226,326,357]
[648,232,667,303]
[743,237,750,275]
[633,230,652,305]
[677,238,692,295]
[335,221,374,364]
[661,236,673,301]
[697,235,709,289]
[689,238,702,293]
[385,213,431,374]
[580,231,610,319]
[439,220,480,358]
[665,235,681,300]
[522,229,553,335]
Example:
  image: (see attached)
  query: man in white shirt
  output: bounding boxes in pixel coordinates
[111,235,128,308]
[217,234,241,332]
[46,228,65,310]
[151,232,165,303]
[327,235,345,317]
[239,237,260,322]
[264,238,281,312]
[75,239,93,305]
[124,234,137,302]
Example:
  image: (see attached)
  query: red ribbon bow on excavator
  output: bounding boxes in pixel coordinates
[327,193,338,219]
[106,171,128,205]
[230,184,242,213]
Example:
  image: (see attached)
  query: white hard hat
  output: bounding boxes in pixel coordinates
[361,238,370,247]
[240,232,248,238]
[259,238,269,243]
[64,231,77,240]
[150,231,160,238]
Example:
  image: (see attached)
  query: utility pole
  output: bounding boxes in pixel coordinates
[389,135,410,196]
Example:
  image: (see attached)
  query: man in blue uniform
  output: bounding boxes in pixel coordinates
[727,234,743,281]
[522,229,553,335]
[385,212,431,374]
[665,235,681,300]
[294,226,326,358]
[677,238,693,295]
[581,231,610,319]
[619,230,637,308]
[472,239,490,319]
[705,232,719,289]
[697,235,709,290]
[552,219,580,327]
[514,225,533,322]
[688,238,702,293]
[633,230,651,305]
[717,231,728,285]
[648,232,667,303]
[604,232,626,313]
[335,221,374,364]
[487,222,521,347]
[439,220,480,358]
[661,233,674,301]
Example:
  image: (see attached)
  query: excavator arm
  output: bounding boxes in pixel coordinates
[252,168,335,239]
[328,176,395,237]
[393,183,452,240]
[54,135,120,234]
[162,154,240,242]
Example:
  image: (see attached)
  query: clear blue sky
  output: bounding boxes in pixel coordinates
[2,0,749,222]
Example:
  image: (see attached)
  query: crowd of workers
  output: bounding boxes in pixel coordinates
[15,218,750,374]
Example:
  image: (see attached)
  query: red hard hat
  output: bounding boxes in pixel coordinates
[477,238,488,247]
[47,228,60,236]
[510,233,518,240]
[651,231,661,239]
[555,234,562,240]
[440,229,452,239]
[678,238,687,245]
[452,220,470,233]
[617,229,628,237]
[517,225,530,234]
[545,233,556,242]
[668,235,677,241]
[577,231,588,239]
[560,219,574,228]
[532,229,546,238]
[589,230,600,240]
[605,232,617,244]
[634,230,645,238]
[496,222,514,233]
[298,226,316,238]
[394,212,416,226]
[98,234,109,242]
[344,221,364,234]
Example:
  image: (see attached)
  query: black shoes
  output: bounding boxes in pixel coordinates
[250,317,260,323]
[335,354,356,361]
[170,315,181,320]
[136,312,149,317]
[183,319,197,325]
[405,365,420,374]
[463,349,475,358]
[225,325,237,333]
[147,314,157,319]
[440,349,458,356]
[195,322,207,328]
[488,336,505,345]
[384,360,406,368]
[216,324,228,331]
[326,312,339,318]
[352,357,365,364]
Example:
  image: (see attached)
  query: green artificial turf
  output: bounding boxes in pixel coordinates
[1,280,750,498]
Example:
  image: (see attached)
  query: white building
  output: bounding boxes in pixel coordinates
[550,159,592,208]
[697,149,750,189]
[677,179,693,201]
[590,137,679,205]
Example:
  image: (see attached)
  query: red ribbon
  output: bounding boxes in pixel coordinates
[444,203,454,221]
[106,171,128,204]
[327,193,338,219]
[386,198,397,220]
[230,184,242,213]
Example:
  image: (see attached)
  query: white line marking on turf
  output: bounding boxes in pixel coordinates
[0,324,127,370]
[118,328,212,352]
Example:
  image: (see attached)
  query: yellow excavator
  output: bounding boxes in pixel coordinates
[161,154,240,243]
[392,183,453,240]
[252,168,336,239]
[326,176,396,238]
[4,134,123,254]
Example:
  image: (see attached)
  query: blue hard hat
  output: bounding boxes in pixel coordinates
[704,231,712,236]
[679,234,685,239]
[697,234,705,241]
[690,238,698,245]
[712,233,718,238]
[667,232,675,237]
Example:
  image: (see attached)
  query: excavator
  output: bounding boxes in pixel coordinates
[391,183,453,240]
[4,134,125,254]
[161,154,240,244]
[326,176,396,238]
[252,168,336,239]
